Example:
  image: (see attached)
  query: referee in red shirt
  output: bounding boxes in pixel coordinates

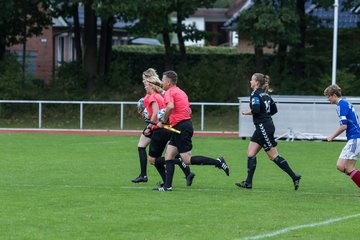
[154,70,230,191]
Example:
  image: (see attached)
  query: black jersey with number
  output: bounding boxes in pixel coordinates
[250,88,278,124]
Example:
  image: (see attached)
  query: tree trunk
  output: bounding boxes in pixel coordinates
[294,0,306,80]
[72,3,82,64]
[98,16,114,85]
[22,38,26,83]
[176,13,187,62]
[162,31,173,70]
[277,43,287,75]
[83,2,97,93]
[104,18,113,82]
[0,37,5,61]
[254,47,264,73]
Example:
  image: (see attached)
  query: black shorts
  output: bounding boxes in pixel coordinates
[142,127,153,139]
[250,120,277,151]
[149,128,172,158]
[168,119,193,153]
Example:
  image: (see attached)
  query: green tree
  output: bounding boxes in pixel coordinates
[213,0,236,8]
[129,0,175,69]
[234,0,360,82]
[292,0,360,81]
[49,0,137,92]
[130,0,217,68]
[171,0,217,61]
[50,0,83,65]
[235,0,299,72]
[95,0,139,86]
[0,1,51,60]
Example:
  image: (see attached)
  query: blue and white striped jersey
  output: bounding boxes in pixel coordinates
[337,98,360,140]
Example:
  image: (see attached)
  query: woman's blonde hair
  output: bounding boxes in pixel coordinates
[146,75,163,94]
[143,68,158,79]
[253,73,272,93]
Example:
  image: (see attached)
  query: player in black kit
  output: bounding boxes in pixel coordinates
[235,73,301,190]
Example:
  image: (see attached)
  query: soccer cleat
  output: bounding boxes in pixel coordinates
[216,157,230,176]
[152,186,173,191]
[186,172,196,186]
[235,181,252,189]
[131,175,148,183]
[156,181,165,187]
[293,174,301,190]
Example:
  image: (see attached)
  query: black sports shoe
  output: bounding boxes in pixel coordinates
[216,157,230,176]
[131,175,148,183]
[152,186,173,191]
[186,172,196,186]
[293,174,301,190]
[235,181,252,189]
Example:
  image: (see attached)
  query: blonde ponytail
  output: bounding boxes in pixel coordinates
[253,73,273,93]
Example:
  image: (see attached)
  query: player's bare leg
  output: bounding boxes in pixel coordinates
[337,159,360,187]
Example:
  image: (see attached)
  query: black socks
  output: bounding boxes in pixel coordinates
[175,158,190,176]
[138,147,147,177]
[246,156,257,184]
[165,160,175,188]
[190,156,218,166]
[155,156,190,177]
[273,155,296,179]
[154,157,166,183]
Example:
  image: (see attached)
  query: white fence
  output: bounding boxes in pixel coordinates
[0,100,240,131]
[3,96,360,138]
[239,95,360,140]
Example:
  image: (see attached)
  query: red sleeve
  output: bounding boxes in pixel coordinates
[164,89,173,105]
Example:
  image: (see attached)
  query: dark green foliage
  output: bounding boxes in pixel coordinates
[0,56,23,99]
[50,62,87,100]
[0,54,40,99]
[0,1,51,60]
[235,1,299,48]
[176,55,253,101]
[317,69,359,96]
[110,50,167,100]
[267,28,360,95]
[2,27,360,101]
[111,48,254,101]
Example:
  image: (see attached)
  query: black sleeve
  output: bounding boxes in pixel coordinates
[270,101,278,116]
[251,96,261,114]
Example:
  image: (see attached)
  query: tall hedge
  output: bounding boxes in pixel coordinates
[110,27,360,101]
[2,28,359,102]
[110,47,258,102]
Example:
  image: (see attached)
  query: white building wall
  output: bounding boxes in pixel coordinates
[230,31,238,47]
[171,16,205,46]
[238,96,359,140]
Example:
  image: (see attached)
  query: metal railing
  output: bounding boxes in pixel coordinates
[238,95,360,140]
[0,100,240,131]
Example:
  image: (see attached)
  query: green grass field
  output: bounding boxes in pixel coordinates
[0,133,359,240]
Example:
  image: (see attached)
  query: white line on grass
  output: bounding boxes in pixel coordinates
[2,183,358,197]
[68,141,124,145]
[237,213,360,240]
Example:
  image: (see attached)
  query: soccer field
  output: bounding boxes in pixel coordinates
[0,133,359,240]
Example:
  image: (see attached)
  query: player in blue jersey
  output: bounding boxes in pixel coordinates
[324,84,360,188]
[235,73,301,190]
